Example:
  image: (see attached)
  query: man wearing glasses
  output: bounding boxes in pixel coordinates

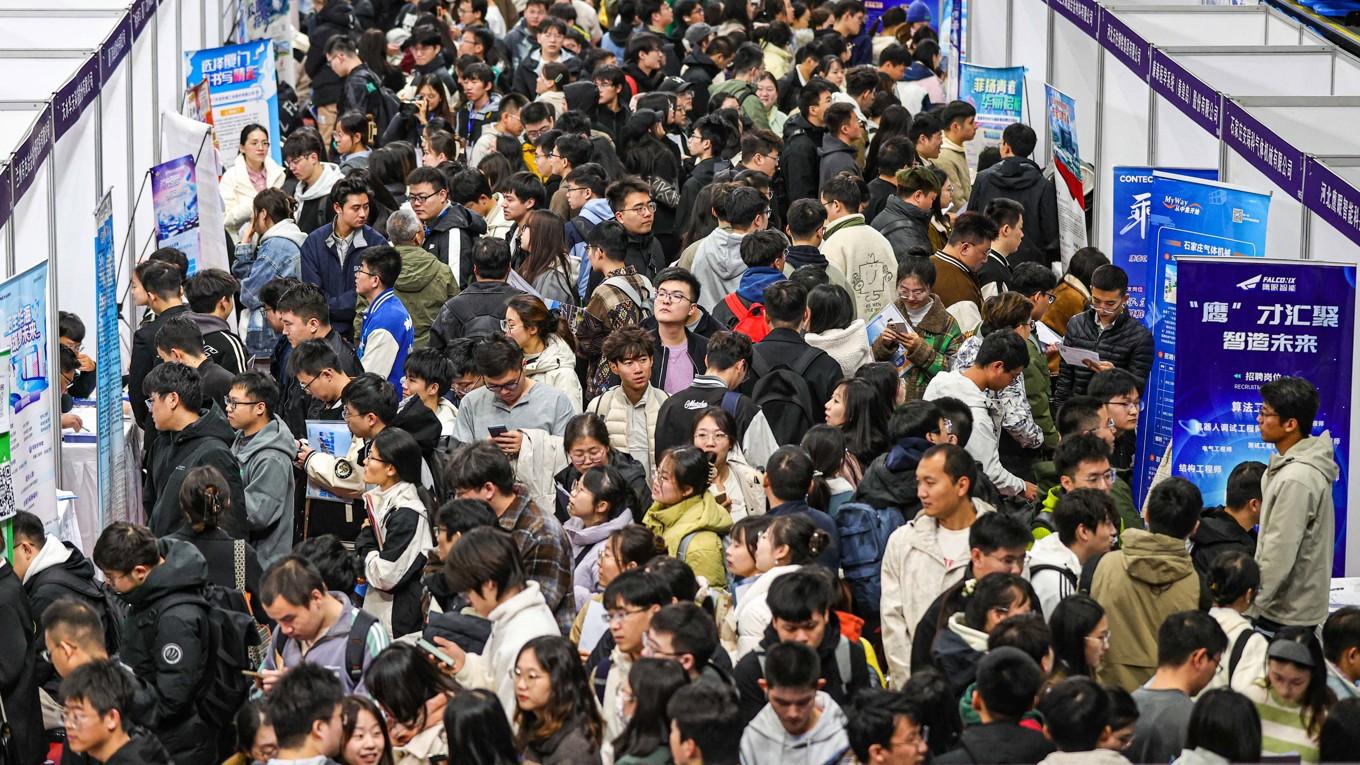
[451,334,575,453]
[406,166,488,289]
[227,371,296,569]
[1027,438,1121,617]
[1052,264,1154,410]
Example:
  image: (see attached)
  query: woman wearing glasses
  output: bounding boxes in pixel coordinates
[513,636,605,764]
[871,256,965,402]
[554,413,651,525]
[221,124,285,239]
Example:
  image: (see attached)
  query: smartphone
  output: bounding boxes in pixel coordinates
[713,490,728,505]
[417,638,457,669]
[241,670,262,679]
[888,322,910,334]
[487,425,509,438]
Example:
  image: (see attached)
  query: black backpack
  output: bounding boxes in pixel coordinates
[272,608,379,687]
[33,567,128,652]
[147,586,260,729]
[751,346,821,445]
[352,68,401,143]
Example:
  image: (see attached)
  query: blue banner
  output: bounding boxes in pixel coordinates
[151,155,203,274]
[960,64,1024,167]
[1046,84,1087,263]
[1110,167,1217,325]
[1135,173,1271,505]
[186,39,282,167]
[93,192,125,525]
[0,262,57,526]
[1174,258,1354,574]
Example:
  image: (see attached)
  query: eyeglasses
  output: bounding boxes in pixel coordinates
[890,724,931,749]
[244,139,270,149]
[225,398,263,410]
[356,269,377,279]
[603,607,650,624]
[498,318,520,332]
[144,395,158,410]
[898,286,930,300]
[510,667,546,682]
[1107,399,1141,413]
[1085,632,1111,648]
[1042,291,1057,301]
[619,201,657,216]
[569,445,607,464]
[524,125,551,140]
[484,372,524,394]
[299,375,318,394]
[655,288,692,304]
[408,190,444,205]
[563,185,589,195]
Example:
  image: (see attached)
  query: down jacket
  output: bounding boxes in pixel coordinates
[1053,308,1155,408]
[871,195,935,256]
[643,492,734,589]
[526,334,584,412]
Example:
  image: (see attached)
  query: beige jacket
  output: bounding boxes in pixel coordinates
[820,215,897,320]
[588,385,667,473]
[931,137,972,202]
[526,334,584,412]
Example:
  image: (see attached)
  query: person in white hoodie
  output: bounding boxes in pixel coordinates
[739,641,854,765]
[1037,676,1133,765]
[432,527,561,718]
[354,427,434,639]
[923,330,1038,502]
[879,443,996,683]
[282,129,346,234]
[1029,484,1119,620]
[804,284,872,377]
[1202,550,1268,695]
[506,294,584,412]
[692,186,771,312]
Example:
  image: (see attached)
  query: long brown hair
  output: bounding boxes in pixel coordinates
[518,210,576,298]
[507,293,577,353]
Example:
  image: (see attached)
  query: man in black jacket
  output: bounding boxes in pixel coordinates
[680,30,729,120]
[155,316,235,409]
[128,258,190,430]
[967,123,1059,268]
[1053,265,1154,409]
[408,166,487,289]
[776,42,822,115]
[61,660,176,765]
[677,115,728,236]
[0,552,43,765]
[1190,460,1264,575]
[430,238,524,350]
[750,281,843,434]
[141,363,248,538]
[275,283,362,436]
[935,648,1055,764]
[649,267,708,394]
[732,569,877,726]
[303,0,357,142]
[781,79,836,209]
[93,525,218,765]
[184,268,249,375]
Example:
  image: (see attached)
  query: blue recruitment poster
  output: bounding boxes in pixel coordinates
[93,191,125,523]
[151,155,203,273]
[186,40,281,167]
[960,64,1024,170]
[1134,172,1271,505]
[305,420,354,501]
[0,262,57,525]
[1174,258,1354,574]
[1110,167,1218,325]
[1046,84,1087,264]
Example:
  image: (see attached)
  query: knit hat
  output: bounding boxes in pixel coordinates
[906,0,932,23]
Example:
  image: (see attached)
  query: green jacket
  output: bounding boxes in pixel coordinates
[711,78,770,131]
[643,492,734,588]
[873,296,964,402]
[354,244,459,348]
[1026,333,1058,451]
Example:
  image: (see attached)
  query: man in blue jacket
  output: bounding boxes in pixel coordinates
[354,245,415,389]
[300,176,388,341]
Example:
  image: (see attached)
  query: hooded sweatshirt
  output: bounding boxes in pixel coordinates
[1091,528,1202,691]
[103,726,176,765]
[572,197,617,298]
[933,612,991,698]
[1251,432,1337,628]
[739,690,852,765]
[967,156,1059,267]
[1189,507,1257,575]
[854,437,931,518]
[232,416,297,569]
[692,227,748,312]
[806,319,872,377]
[526,334,584,412]
[643,492,734,588]
[293,162,346,234]
[189,311,248,376]
[145,407,248,538]
[234,219,306,359]
[901,61,946,105]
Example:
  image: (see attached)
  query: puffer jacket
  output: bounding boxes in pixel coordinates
[967,155,1060,267]
[565,512,636,607]
[1190,507,1257,576]
[871,296,965,402]
[354,481,432,638]
[880,499,996,682]
[932,612,990,699]
[820,214,897,320]
[1091,528,1202,691]
[854,436,930,518]
[586,385,666,474]
[352,244,457,349]
[1251,433,1338,627]
[220,155,285,233]
[806,320,873,377]
[526,334,583,412]
[692,227,748,312]
[643,492,734,588]
[729,564,801,659]
[871,195,934,255]
[234,219,304,359]
[1053,308,1155,408]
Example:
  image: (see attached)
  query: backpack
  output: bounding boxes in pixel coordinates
[751,346,821,446]
[97,581,131,653]
[149,587,261,729]
[353,68,401,143]
[273,608,380,689]
[834,501,905,618]
[1029,563,1079,594]
[1227,626,1259,682]
[723,293,770,342]
[601,275,654,320]
[756,635,862,697]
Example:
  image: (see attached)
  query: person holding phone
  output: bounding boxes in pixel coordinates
[871,256,964,403]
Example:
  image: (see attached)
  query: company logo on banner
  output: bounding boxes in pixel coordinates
[151,155,203,273]
[1174,258,1354,574]
[93,192,125,524]
[960,64,1024,171]
[1111,167,1217,324]
[1046,85,1087,266]
[186,40,282,167]
[1134,172,1271,505]
[0,262,57,524]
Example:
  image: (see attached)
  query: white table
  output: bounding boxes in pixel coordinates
[59,412,143,555]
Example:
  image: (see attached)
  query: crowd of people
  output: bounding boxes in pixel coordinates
[12,0,1356,762]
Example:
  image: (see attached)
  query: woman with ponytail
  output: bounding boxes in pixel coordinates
[930,572,1037,698]
[505,294,583,412]
[335,111,375,174]
[171,465,264,618]
[355,427,436,637]
[727,514,833,658]
[801,425,857,515]
[233,187,304,362]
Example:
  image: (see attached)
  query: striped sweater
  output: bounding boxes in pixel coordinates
[1251,684,1322,763]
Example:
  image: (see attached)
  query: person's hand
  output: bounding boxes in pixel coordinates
[1083,359,1116,373]
[493,429,523,457]
[257,668,286,694]
[1022,481,1038,502]
[61,413,84,432]
[715,493,732,510]
[76,352,95,373]
[431,636,466,676]
[294,442,315,467]
[240,221,254,244]
[898,329,924,353]
[415,98,428,125]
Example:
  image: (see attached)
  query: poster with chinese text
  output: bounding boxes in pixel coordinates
[1046,84,1087,265]
[960,64,1025,173]
[0,262,56,526]
[185,40,281,167]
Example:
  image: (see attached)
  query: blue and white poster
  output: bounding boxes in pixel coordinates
[151,155,203,273]
[960,64,1024,169]
[186,39,281,167]
[93,191,124,524]
[1134,172,1271,505]
[0,261,57,526]
[1046,84,1087,264]
[1110,167,1217,325]
[1174,258,1354,574]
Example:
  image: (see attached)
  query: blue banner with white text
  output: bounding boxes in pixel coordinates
[1134,173,1271,506]
[1111,167,1218,325]
[94,192,124,525]
[1174,258,1354,575]
[960,64,1024,169]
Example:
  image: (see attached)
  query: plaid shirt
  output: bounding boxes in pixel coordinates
[499,486,576,633]
[580,266,653,399]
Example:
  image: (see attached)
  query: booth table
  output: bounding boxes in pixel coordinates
[60,408,143,556]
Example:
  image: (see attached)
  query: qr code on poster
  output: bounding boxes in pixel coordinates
[0,461,14,523]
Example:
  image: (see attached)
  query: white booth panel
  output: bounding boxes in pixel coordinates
[1010,0,1050,163]
[24,0,135,8]
[1240,98,1360,154]
[1151,98,1218,169]
[156,0,181,123]
[181,0,205,63]
[1096,58,1154,252]
[1168,47,1338,97]
[0,16,126,49]
[131,17,157,256]
[1334,55,1360,95]
[1118,8,1276,46]
[1051,15,1100,168]
[1265,11,1304,44]
[101,62,131,284]
[968,0,1010,67]
[1223,151,1302,259]
[55,105,101,335]
[13,170,51,273]
[0,56,87,100]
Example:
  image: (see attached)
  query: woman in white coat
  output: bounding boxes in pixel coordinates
[1203,550,1269,694]
[506,294,583,412]
[727,514,832,660]
[221,124,285,237]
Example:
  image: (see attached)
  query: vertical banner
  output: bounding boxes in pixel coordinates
[94,192,125,525]
[1135,172,1272,505]
[1111,167,1218,325]
[151,155,203,272]
[1046,85,1088,266]
[960,64,1025,171]
[186,40,281,167]
[1174,258,1354,574]
[0,262,57,526]
[161,112,230,274]
[239,0,296,87]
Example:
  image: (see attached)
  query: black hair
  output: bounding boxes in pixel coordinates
[178,465,231,534]
[897,254,936,289]
[328,175,371,211]
[366,643,460,729]
[602,325,656,364]
[435,499,497,540]
[1090,263,1129,294]
[287,340,343,382]
[1055,395,1107,439]
[765,445,814,502]
[444,689,519,765]
[471,333,524,378]
[443,526,525,596]
[1325,606,1360,665]
[143,360,203,412]
[1207,550,1260,608]
[282,129,325,162]
[445,442,516,495]
[1261,375,1320,436]
[134,259,183,300]
[908,111,942,145]
[291,536,361,598]
[922,442,976,488]
[801,425,848,513]
[959,573,1031,632]
[59,310,86,342]
[369,427,426,487]
[888,399,943,442]
[230,371,279,418]
[341,373,398,424]
[358,244,402,288]
[948,210,1000,247]
[60,660,134,724]
[832,377,890,467]
[1186,688,1263,763]
[402,348,454,398]
[1000,121,1037,157]
[762,279,807,325]
[1225,460,1266,509]
[603,569,672,612]
[1157,610,1228,667]
[9,511,43,547]
[658,446,711,499]
[765,514,832,567]
[642,556,702,605]
[969,511,1032,555]
[471,236,513,280]
[1052,488,1118,548]
[785,197,827,239]
[1039,676,1111,752]
[1050,594,1105,678]
[847,689,924,762]
[1321,697,1360,762]
[973,329,1029,371]
[763,640,821,689]
[267,664,345,748]
[613,658,688,758]
[666,684,743,765]
[260,555,330,609]
[989,612,1051,667]
[1056,435,1114,484]
[767,566,836,622]
[1145,476,1202,539]
[1065,247,1110,288]
[650,602,720,670]
[975,646,1042,720]
[1272,626,1335,738]
[514,636,604,751]
[703,330,752,371]
[818,173,863,211]
[932,397,974,447]
[807,284,855,334]
[1011,262,1059,296]
[42,598,106,652]
[738,230,786,270]
[153,315,205,357]
[578,465,633,521]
